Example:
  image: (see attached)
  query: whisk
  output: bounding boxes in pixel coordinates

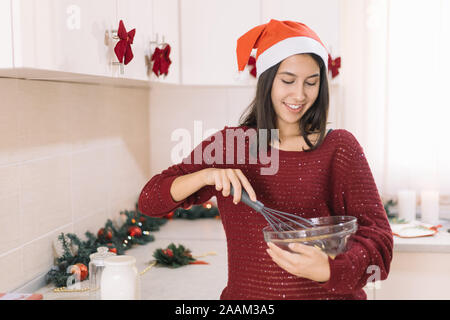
[230,185,317,232]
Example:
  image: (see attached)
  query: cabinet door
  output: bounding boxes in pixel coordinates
[150,0,180,84]
[180,0,260,85]
[116,0,153,81]
[11,0,116,78]
[0,0,13,69]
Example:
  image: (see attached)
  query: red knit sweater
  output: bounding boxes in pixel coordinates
[138,126,393,300]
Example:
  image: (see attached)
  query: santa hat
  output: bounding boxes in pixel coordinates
[236,19,328,78]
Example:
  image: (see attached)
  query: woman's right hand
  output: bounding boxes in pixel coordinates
[201,168,257,204]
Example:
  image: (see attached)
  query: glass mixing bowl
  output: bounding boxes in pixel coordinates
[262,215,358,259]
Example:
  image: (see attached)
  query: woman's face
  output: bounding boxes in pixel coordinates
[270,54,321,134]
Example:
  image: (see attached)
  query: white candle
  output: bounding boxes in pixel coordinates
[420,190,440,225]
[397,190,416,222]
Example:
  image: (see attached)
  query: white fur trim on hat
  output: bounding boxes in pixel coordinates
[256,36,328,78]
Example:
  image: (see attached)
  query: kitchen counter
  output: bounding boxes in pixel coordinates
[37,219,228,300]
[35,218,450,300]
[391,219,450,253]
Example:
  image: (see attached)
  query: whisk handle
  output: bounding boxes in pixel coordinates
[230,185,265,212]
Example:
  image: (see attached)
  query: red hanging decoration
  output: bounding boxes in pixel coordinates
[128,226,142,237]
[247,56,257,78]
[114,20,136,65]
[328,54,341,79]
[151,44,172,77]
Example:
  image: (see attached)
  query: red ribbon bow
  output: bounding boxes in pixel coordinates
[328,54,341,79]
[151,44,172,77]
[114,20,136,65]
[247,56,257,78]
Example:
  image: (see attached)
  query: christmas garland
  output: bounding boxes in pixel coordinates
[46,201,219,288]
[167,201,220,220]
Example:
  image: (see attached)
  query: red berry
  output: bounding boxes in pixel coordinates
[106,243,117,254]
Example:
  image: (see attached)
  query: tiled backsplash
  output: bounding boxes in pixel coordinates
[0,78,150,292]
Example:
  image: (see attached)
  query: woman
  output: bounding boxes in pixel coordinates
[138,19,393,300]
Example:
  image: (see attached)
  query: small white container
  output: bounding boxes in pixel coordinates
[397,190,417,222]
[89,247,116,300]
[420,190,440,225]
[100,255,140,300]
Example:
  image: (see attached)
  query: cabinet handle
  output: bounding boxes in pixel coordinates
[105,29,124,74]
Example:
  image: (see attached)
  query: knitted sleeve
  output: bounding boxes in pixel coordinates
[138,129,225,218]
[319,130,393,294]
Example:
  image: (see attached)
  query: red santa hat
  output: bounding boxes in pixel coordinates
[236,19,328,78]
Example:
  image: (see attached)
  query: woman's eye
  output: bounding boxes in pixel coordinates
[282,80,294,84]
[306,82,317,86]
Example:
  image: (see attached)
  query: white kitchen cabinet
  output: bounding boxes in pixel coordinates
[1,0,341,86]
[261,0,340,55]
[179,0,340,86]
[8,0,117,79]
[1,0,156,84]
[0,0,13,69]
[180,0,261,86]
[149,0,181,84]
[116,0,153,81]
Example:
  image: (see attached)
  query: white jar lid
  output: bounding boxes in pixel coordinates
[104,255,136,266]
[89,246,116,266]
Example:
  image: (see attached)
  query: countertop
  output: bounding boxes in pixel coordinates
[391,219,450,253]
[36,218,450,300]
[37,219,228,300]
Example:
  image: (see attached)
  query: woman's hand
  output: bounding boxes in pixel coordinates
[266,242,331,283]
[201,168,257,204]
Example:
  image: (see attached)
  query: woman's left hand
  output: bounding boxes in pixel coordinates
[266,242,331,283]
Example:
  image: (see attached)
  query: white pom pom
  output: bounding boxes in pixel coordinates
[233,70,250,83]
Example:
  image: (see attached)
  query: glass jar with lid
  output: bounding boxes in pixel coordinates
[100,255,140,300]
[88,246,116,300]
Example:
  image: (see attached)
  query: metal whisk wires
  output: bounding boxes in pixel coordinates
[230,186,316,232]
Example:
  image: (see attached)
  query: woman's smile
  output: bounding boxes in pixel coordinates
[283,102,305,113]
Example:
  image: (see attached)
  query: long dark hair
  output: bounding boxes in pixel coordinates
[239,53,330,152]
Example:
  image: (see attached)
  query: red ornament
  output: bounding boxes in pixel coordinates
[128,226,142,237]
[165,211,174,219]
[150,44,172,77]
[70,263,88,281]
[247,56,257,78]
[97,228,112,241]
[114,20,136,65]
[163,249,174,258]
[106,243,117,254]
[328,54,341,78]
